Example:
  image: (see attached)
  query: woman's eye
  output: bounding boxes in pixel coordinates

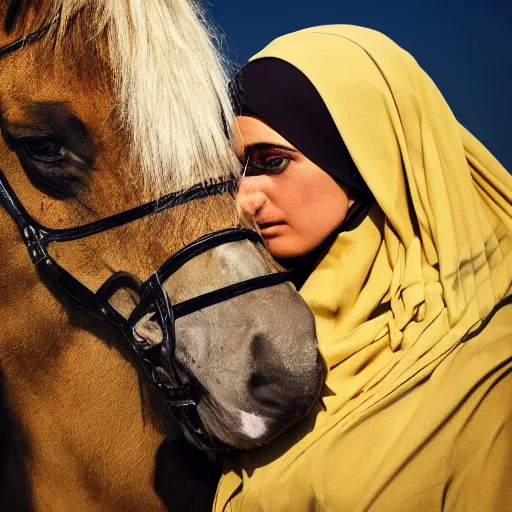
[263,157,289,172]
[246,155,291,176]
[23,139,64,163]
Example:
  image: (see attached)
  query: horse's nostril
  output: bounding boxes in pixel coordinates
[247,332,321,418]
[249,373,267,390]
[248,373,285,408]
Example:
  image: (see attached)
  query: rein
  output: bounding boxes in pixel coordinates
[0,21,292,451]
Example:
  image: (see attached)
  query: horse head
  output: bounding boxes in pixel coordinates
[0,1,323,509]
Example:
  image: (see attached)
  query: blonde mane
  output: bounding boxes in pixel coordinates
[45,0,238,194]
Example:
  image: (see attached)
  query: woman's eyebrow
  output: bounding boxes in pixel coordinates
[244,142,298,155]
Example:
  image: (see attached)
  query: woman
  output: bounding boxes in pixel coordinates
[216,26,512,511]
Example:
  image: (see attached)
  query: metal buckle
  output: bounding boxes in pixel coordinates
[23,225,48,264]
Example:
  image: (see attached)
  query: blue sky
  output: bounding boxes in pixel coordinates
[206,0,511,171]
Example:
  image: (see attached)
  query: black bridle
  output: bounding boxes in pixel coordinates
[0,21,292,450]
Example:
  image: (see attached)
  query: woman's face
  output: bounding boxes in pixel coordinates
[236,116,353,258]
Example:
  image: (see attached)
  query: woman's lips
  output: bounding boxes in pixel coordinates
[258,222,285,237]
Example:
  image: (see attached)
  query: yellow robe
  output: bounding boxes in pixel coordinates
[216,25,512,511]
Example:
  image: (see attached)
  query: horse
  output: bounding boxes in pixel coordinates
[0,1,323,510]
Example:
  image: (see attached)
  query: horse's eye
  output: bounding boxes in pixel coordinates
[23,138,64,163]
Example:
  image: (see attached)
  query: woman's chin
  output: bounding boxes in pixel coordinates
[265,237,292,258]
[265,237,311,259]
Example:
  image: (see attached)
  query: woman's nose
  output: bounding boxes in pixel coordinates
[237,179,268,217]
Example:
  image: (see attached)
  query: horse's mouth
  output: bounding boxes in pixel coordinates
[196,394,315,451]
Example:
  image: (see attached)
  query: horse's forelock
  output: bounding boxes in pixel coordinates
[18,0,239,196]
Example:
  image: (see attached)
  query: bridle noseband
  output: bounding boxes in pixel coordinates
[0,21,292,450]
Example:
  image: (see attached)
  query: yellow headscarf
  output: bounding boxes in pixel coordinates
[254,24,512,422]
[216,25,512,511]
